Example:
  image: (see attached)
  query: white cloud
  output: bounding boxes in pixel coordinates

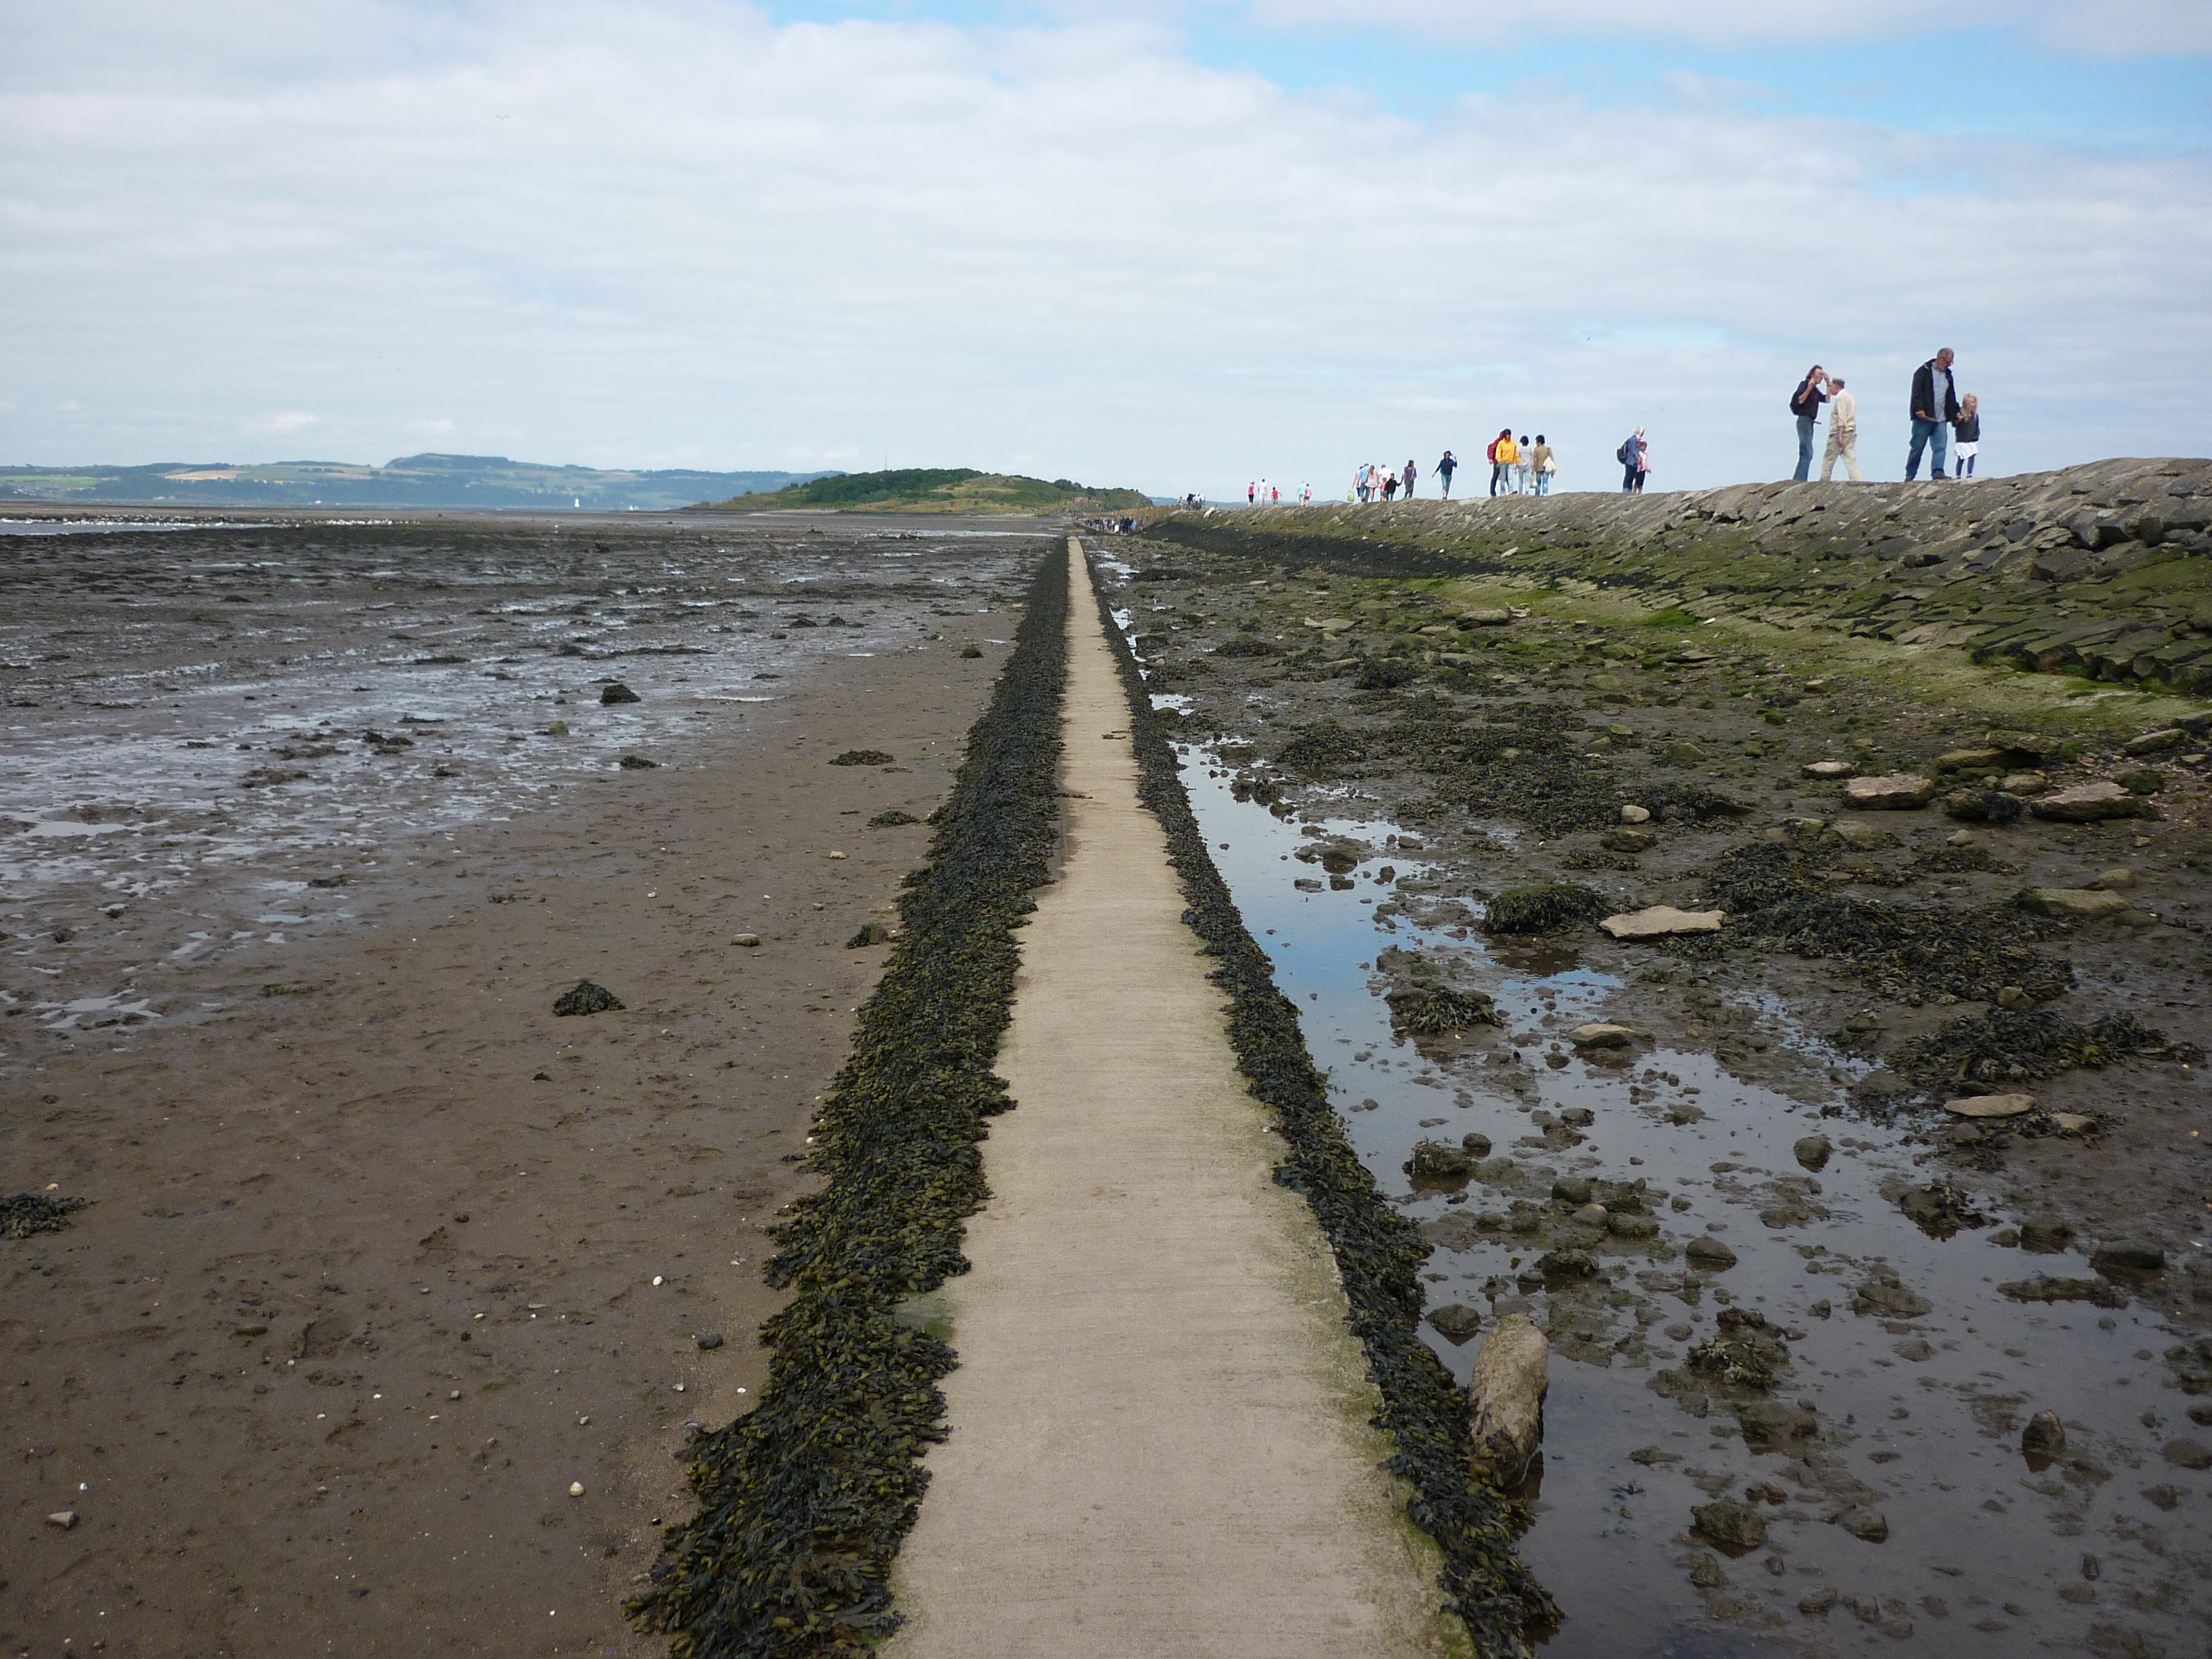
[1,1,2207,492]
[244,411,320,437]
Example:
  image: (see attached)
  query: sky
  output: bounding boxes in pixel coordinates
[2,0,2209,496]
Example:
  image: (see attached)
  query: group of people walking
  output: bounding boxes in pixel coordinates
[1791,348,1981,483]
[1483,432,1556,497]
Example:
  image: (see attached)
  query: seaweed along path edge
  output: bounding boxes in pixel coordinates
[883,539,1467,1659]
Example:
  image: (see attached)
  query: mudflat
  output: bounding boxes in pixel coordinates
[0,515,1048,1655]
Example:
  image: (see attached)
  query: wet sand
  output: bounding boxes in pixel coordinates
[1,515,1050,1655]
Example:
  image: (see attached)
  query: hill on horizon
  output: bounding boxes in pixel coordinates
[699,466,1150,514]
[0,453,837,511]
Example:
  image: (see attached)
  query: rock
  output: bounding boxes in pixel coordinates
[1535,1248,1600,1278]
[599,683,641,705]
[2115,767,2168,795]
[1793,1134,1832,1170]
[545,720,570,736]
[618,753,659,769]
[2092,1242,2167,1276]
[1941,788,2025,825]
[1986,729,2046,764]
[1600,905,1725,940]
[2125,728,2187,756]
[45,1510,78,1530]
[552,980,623,1017]
[1736,1400,1818,1444]
[1609,1211,1660,1239]
[2087,868,2136,889]
[695,1332,725,1351]
[2000,771,2048,794]
[1802,759,1857,779]
[1688,1555,1727,1590]
[1852,1269,1932,1318]
[731,933,762,948]
[2021,1410,2066,1455]
[2019,1216,2076,1252]
[2031,780,2155,822]
[2048,1111,2098,1136]
[959,644,983,659]
[1834,1506,1889,1543]
[2019,887,2136,921]
[1996,985,2032,1010]
[1800,1587,1840,1617]
[1463,607,1513,626]
[846,920,894,948]
[1842,773,1936,809]
[829,748,896,766]
[1685,1236,1738,1270]
[1469,1314,1549,1480]
[1460,1131,1493,1157]
[1551,1177,1594,1205]
[1602,827,1657,853]
[2162,1438,2212,1470]
[1426,1302,1484,1344]
[1567,1022,1636,1050]
[569,1481,586,1496]
[1693,1498,1768,1552]
[1571,1202,1610,1229]
[1942,1092,2036,1119]
[1620,803,1652,824]
[1936,746,2008,773]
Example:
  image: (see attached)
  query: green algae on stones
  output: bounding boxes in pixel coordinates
[1483,883,1607,936]
[828,748,894,766]
[629,548,1068,1658]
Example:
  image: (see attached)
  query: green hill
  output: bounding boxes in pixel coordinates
[697,467,1150,514]
[0,453,834,511]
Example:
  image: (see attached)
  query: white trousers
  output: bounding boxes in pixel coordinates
[1820,430,1863,482]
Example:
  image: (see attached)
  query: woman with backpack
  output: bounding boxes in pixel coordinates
[1618,429,1644,492]
[1489,429,1516,497]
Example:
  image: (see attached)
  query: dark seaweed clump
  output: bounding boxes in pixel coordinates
[1213,633,1282,658]
[828,748,894,766]
[1386,983,1503,1034]
[1484,882,1608,936]
[1891,1008,2194,1091]
[1431,704,1622,836]
[1092,558,1555,1652]
[1353,655,1418,690]
[1276,719,1369,775]
[2,1190,89,1240]
[631,547,1067,1658]
[552,979,623,1016]
[1687,840,2071,1003]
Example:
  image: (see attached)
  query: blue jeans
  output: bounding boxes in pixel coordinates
[1535,472,1551,495]
[1906,418,1949,480]
[1794,414,1815,481]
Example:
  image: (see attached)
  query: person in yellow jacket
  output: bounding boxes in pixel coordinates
[1488,429,1517,497]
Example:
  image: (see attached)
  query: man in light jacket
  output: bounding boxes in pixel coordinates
[1906,348,1962,481]
[1818,375,1862,481]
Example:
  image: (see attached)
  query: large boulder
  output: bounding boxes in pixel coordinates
[1469,1314,1549,1482]
[1600,905,1724,940]
[2019,887,2137,922]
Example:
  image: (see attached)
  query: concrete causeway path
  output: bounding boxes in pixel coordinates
[885,541,1458,1658]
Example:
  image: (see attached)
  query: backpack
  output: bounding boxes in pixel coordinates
[1486,440,1499,463]
[1616,440,1632,464]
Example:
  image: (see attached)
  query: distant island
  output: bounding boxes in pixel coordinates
[0,453,837,512]
[696,467,1150,514]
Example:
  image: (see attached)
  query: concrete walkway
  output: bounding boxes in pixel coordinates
[884,541,1457,1659]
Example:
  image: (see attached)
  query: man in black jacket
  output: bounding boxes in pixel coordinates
[1790,364,1826,481]
[1907,348,1962,481]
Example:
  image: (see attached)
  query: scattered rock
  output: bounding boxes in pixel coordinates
[1460,1131,1493,1158]
[1688,1555,1727,1590]
[1567,1022,1636,1050]
[1620,803,1651,824]
[600,683,641,705]
[1601,827,1657,853]
[2022,1410,2066,1455]
[1802,760,1857,779]
[1535,1248,1600,1278]
[1484,882,1608,935]
[2029,780,2155,822]
[1426,1303,1484,1344]
[1792,1135,1832,1170]
[829,749,894,766]
[1942,1092,2036,1119]
[958,644,983,659]
[2019,887,2135,922]
[1571,1203,1609,1229]
[45,1510,78,1530]
[618,753,659,769]
[1600,905,1725,940]
[1833,1506,1889,1543]
[1685,1236,1738,1270]
[1940,788,2025,825]
[2124,728,2187,756]
[552,980,623,1017]
[731,933,762,948]
[2087,868,2137,890]
[569,1481,586,1497]
[1842,774,1936,809]
[695,1332,725,1351]
[1469,1315,1549,1481]
[1852,1267,1932,1318]
[2048,1111,2098,1136]
[846,921,895,948]
[1800,1587,1840,1617]
[1693,1498,1768,1552]
[2161,1439,2212,1470]
[2091,1242,2167,1276]
[869,809,922,827]
[1404,1139,1477,1182]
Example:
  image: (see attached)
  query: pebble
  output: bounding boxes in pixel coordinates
[1619,804,1651,824]
[732,933,762,948]
[569,1481,586,1497]
[2163,1438,2212,1470]
[45,1510,78,1530]
[1567,1022,1635,1049]
[1686,1236,1738,1270]
[1942,1092,2036,1119]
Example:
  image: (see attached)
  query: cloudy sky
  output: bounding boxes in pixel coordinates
[3,0,2208,494]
